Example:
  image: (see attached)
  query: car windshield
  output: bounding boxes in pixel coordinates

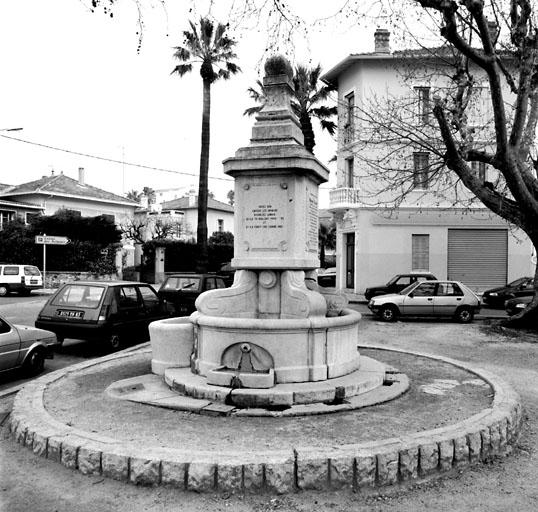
[51,284,105,309]
[24,266,41,276]
[162,277,201,291]
[507,277,528,288]
[399,282,421,295]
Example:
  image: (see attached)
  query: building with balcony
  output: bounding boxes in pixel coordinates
[322,29,534,294]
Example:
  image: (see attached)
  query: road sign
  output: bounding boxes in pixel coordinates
[34,235,70,245]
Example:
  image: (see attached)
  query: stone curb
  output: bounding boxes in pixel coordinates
[8,345,522,494]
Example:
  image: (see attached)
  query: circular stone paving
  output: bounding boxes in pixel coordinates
[9,344,521,494]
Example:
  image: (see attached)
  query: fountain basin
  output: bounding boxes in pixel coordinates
[190,308,362,385]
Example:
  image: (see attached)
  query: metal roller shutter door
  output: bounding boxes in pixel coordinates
[447,229,507,291]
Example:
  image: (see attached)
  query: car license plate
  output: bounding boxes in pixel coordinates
[30,280,38,284]
[57,310,84,318]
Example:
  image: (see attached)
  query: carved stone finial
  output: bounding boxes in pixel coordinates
[264,54,293,79]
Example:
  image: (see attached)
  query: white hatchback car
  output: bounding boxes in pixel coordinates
[368,280,481,323]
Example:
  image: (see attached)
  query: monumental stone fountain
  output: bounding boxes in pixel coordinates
[150,54,392,411]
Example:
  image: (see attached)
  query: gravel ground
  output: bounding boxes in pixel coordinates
[1,319,538,512]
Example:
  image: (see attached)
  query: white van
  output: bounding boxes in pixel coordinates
[0,264,43,296]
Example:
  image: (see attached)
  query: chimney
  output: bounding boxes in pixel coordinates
[487,20,499,44]
[374,28,390,54]
[78,167,85,186]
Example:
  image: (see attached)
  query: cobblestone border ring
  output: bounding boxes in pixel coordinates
[8,344,522,494]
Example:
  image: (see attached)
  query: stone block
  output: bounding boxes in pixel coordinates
[24,428,35,449]
[61,437,81,470]
[438,439,454,471]
[418,441,439,476]
[265,459,295,494]
[297,455,329,490]
[453,435,469,468]
[47,436,63,463]
[480,427,492,460]
[161,459,187,489]
[467,431,482,463]
[217,463,243,492]
[377,449,399,486]
[399,446,418,480]
[78,444,102,476]
[356,453,376,488]
[129,455,161,486]
[329,456,354,490]
[187,463,216,492]
[490,423,501,455]
[243,462,264,492]
[102,450,130,482]
[32,431,49,458]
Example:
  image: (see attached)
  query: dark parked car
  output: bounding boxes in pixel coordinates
[482,276,534,308]
[364,272,437,301]
[368,280,481,323]
[505,295,532,316]
[317,267,336,287]
[157,273,227,316]
[35,281,172,350]
[0,314,57,376]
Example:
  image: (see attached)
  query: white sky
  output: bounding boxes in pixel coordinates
[0,0,379,207]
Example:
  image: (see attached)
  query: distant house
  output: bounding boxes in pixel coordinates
[135,192,235,242]
[0,168,139,224]
[0,190,44,228]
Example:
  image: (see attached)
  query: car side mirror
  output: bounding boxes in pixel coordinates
[408,293,414,298]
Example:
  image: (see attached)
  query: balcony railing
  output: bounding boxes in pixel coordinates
[329,188,361,209]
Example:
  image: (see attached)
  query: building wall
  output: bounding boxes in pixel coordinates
[18,193,136,222]
[336,208,534,294]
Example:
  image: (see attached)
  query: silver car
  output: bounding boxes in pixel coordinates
[368,280,481,323]
[0,315,57,376]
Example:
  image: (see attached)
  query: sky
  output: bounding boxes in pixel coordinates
[0,0,380,207]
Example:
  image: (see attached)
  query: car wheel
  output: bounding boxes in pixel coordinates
[455,307,474,323]
[24,348,45,376]
[379,305,398,322]
[109,332,122,351]
[0,285,10,297]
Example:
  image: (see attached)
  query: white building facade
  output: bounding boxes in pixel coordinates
[322,30,534,294]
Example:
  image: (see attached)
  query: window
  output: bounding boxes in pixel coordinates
[471,161,487,182]
[412,282,436,297]
[413,152,430,189]
[0,211,14,229]
[3,266,19,276]
[102,214,115,223]
[415,87,431,124]
[25,212,40,225]
[119,286,141,307]
[217,219,224,232]
[344,158,354,188]
[343,92,355,144]
[139,286,160,307]
[412,234,430,271]
[436,282,463,296]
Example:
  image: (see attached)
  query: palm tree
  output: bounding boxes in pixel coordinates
[244,64,336,154]
[142,186,156,206]
[172,17,241,272]
[125,189,142,202]
[318,220,336,269]
[293,64,337,154]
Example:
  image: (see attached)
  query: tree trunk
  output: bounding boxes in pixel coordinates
[196,78,211,273]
